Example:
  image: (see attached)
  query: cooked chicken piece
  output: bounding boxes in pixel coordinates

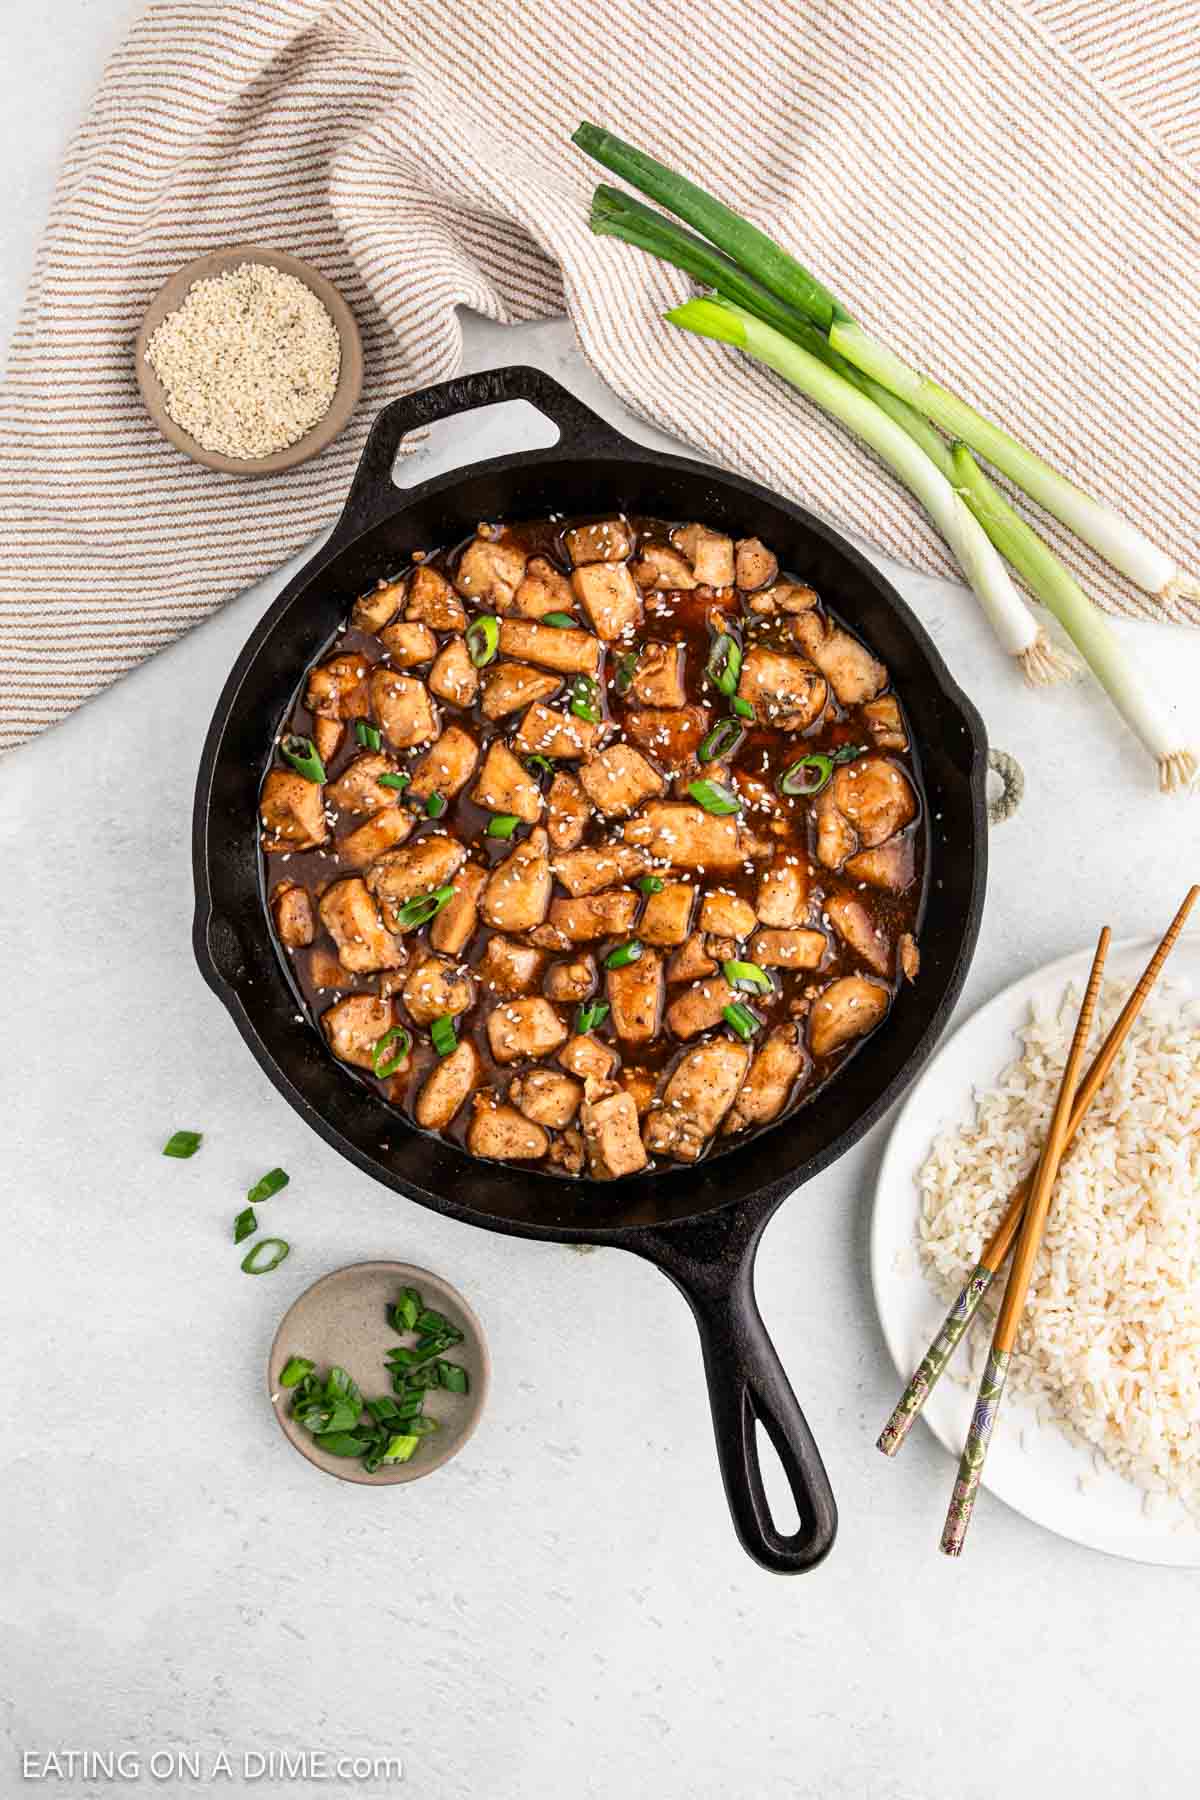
[631,543,698,590]
[509,1067,582,1128]
[809,975,890,1057]
[899,932,920,983]
[405,563,468,632]
[844,837,915,893]
[559,1034,619,1081]
[260,769,328,850]
[338,806,415,867]
[791,611,887,705]
[480,830,553,932]
[546,770,591,850]
[666,975,735,1039]
[405,724,478,805]
[471,739,543,823]
[606,949,664,1044]
[737,648,828,731]
[510,556,576,620]
[545,955,597,1003]
[577,745,666,820]
[352,577,406,632]
[626,641,687,710]
[480,660,562,719]
[308,945,349,992]
[698,890,757,939]
[830,756,917,848]
[429,862,487,955]
[735,537,778,591]
[312,717,344,763]
[552,841,650,897]
[322,994,396,1071]
[305,652,370,720]
[619,1068,658,1116]
[565,517,634,564]
[477,935,546,997]
[816,787,858,871]
[319,877,403,973]
[862,694,908,751]
[623,802,743,872]
[324,752,397,816]
[453,536,526,612]
[512,702,602,762]
[571,561,641,641]
[498,619,602,677]
[365,835,467,914]
[672,523,735,588]
[486,996,568,1064]
[428,637,479,709]
[705,935,739,965]
[369,668,438,749]
[667,933,718,983]
[580,1084,648,1179]
[379,620,438,668]
[548,1128,586,1175]
[824,893,891,976]
[722,1023,806,1134]
[623,704,710,769]
[402,955,475,1026]
[546,889,640,943]
[755,853,810,927]
[271,881,315,947]
[750,927,826,970]
[746,580,819,616]
[639,881,695,947]
[467,1094,549,1161]
[414,1039,479,1129]
[644,1038,750,1161]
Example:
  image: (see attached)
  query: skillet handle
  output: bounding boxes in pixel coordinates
[331,365,633,542]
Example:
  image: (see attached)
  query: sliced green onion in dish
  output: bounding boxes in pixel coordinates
[430,1015,458,1057]
[570,674,602,723]
[425,791,447,819]
[372,1026,412,1078]
[465,614,500,666]
[575,999,610,1033]
[486,813,521,839]
[688,777,741,815]
[603,940,643,970]
[241,1237,290,1275]
[730,695,755,720]
[437,1361,469,1394]
[614,648,641,694]
[162,1129,202,1159]
[233,1206,257,1244]
[355,719,382,750]
[247,1166,289,1204]
[637,875,665,896]
[280,734,326,782]
[382,1434,421,1464]
[314,1431,368,1458]
[377,772,410,792]
[390,1287,423,1332]
[722,1000,761,1042]
[540,611,576,629]
[390,884,456,930]
[705,632,742,697]
[722,959,772,994]
[779,753,833,797]
[525,753,555,779]
[279,1356,315,1389]
[698,717,746,763]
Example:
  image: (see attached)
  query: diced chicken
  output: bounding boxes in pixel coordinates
[430,862,487,955]
[467,1094,548,1161]
[619,1068,658,1117]
[581,1085,649,1179]
[622,802,743,872]
[339,806,415,867]
[547,770,591,850]
[644,1039,750,1161]
[623,704,710,769]
[862,694,908,751]
[565,517,634,564]
[552,841,650,897]
[548,1129,585,1175]
[319,877,403,973]
[546,890,639,942]
[325,752,399,816]
[747,580,819,616]
[453,536,526,612]
[735,537,778,591]
[480,660,562,719]
[414,1038,480,1129]
[844,837,915,893]
[308,946,349,992]
[544,955,597,1002]
[480,830,553,932]
[816,787,858,871]
[666,933,717,983]
[672,523,735,588]
[791,611,887,705]
[723,1024,806,1134]
[628,641,687,709]
[698,890,757,939]
[830,756,917,848]
[631,543,698,590]
[899,932,920,983]
[365,835,467,914]
[486,996,568,1064]
[402,955,475,1026]
[666,975,735,1039]
[511,556,576,620]
[471,739,543,823]
[756,854,810,927]
[406,724,479,803]
[428,637,479,709]
[606,949,664,1044]
[509,1067,582,1128]
[640,881,695,947]
[571,561,641,641]
[498,619,602,677]
[809,976,890,1057]
[477,935,547,997]
[824,893,890,975]
[312,717,344,763]
[322,994,396,1071]
[577,745,666,820]
[379,620,438,668]
[737,648,828,731]
[271,881,315,947]
[749,927,827,969]
[352,577,406,632]
[405,563,468,631]
[369,668,438,749]
[512,702,601,762]
[260,769,327,850]
[305,652,370,720]
[559,1034,619,1082]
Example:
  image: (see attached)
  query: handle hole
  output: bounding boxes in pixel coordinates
[754,1418,802,1538]
[390,399,561,490]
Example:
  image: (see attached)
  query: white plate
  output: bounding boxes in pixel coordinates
[870,932,1200,1566]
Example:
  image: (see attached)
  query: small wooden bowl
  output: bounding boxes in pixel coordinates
[134,244,363,476]
[268,1261,490,1486]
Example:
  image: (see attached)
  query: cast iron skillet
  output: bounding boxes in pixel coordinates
[193,367,987,1574]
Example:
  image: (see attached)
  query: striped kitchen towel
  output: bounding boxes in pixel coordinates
[2,0,1198,750]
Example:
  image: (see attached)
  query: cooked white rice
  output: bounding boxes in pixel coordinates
[919,978,1200,1520]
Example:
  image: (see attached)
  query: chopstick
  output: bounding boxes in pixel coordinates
[876,885,1199,1458]
[939,927,1110,1555]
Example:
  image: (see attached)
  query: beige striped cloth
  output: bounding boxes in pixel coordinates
[2,0,1198,752]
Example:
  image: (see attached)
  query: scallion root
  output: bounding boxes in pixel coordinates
[1159,749,1199,794]
[1019,630,1078,687]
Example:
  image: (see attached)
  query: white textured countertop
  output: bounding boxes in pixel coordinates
[4,9,1200,1798]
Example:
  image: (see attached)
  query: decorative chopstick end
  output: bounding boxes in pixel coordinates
[939,1346,1011,1557]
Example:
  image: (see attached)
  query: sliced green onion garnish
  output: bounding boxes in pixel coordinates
[540,611,576,628]
[382,1434,421,1464]
[570,674,601,723]
[240,1237,290,1275]
[390,1287,422,1332]
[234,1206,257,1244]
[279,1356,315,1388]
[705,632,742,696]
[575,999,610,1033]
[832,742,869,766]
[722,1001,761,1042]
[779,754,833,797]
[430,1015,458,1057]
[425,791,447,819]
[438,1362,469,1394]
[355,719,382,750]
[247,1166,289,1205]
[638,875,665,895]
[698,717,746,763]
[525,753,555,779]
[162,1130,202,1159]
[614,648,640,694]
[466,614,500,666]
[722,959,772,994]
[486,813,521,839]
[280,734,326,783]
[390,884,455,929]
[604,939,644,970]
[731,695,755,719]
[687,778,741,815]
[372,1026,412,1078]
[377,772,410,792]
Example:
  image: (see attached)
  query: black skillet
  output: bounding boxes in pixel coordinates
[193,366,988,1574]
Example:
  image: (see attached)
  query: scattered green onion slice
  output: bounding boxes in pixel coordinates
[698,717,746,763]
[604,939,644,970]
[570,674,601,723]
[280,734,326,783]
[355,719,382,750]
[377,772,410,792]
[487,813,521,839]
[722,1001,761,1042]
[465,614,500,666]
[279,1356,315,1388]
[722,959,772,994]
[832,742,869,766]
[430,1015,458,1057]
[779,754,833,797]
[162,1130,202,1159]
[575,999,610,1034]
[390,884,456,930]
[425,791,447,819]
[525,753,554,780]
[638,875,665,895]
[540,611,576,629]
[731,695,755,720]
[614,649,641,694]
[372,1026,412,1078]
[233,1206,257,1244]
[247,1166,289,1205]
[705,632,742,697]
[241,1238,290,1275]
[688,778,741,815]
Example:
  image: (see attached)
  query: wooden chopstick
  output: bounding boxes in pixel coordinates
[939,926,1111,1556]
[877,884,1199,1458]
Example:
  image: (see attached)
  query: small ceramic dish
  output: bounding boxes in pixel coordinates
[268,1261,490,1485]
[134,244,363,475]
